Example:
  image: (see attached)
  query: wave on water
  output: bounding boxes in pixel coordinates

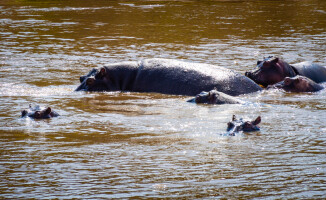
[0,83,75,97]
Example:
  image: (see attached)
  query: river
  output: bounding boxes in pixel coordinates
[1,0,325,199]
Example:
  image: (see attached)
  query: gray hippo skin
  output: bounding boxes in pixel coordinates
[227,115,261,136]
[269,75,324,93]
[76,59,262,96]
[21,105,59,119]
[245,56,326,87]
[187,89,242,104]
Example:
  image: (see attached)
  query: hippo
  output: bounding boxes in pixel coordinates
[269,75,324,93]
[245,56,326,87]
[187,89,242,104]
[227,115,261,136]
[76,59,262,96]
[21,105,59,119]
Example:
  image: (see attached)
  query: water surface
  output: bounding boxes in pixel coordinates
[1,0,326,199]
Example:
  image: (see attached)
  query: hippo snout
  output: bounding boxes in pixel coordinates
[80,75,88,83]
[245,71,252,78]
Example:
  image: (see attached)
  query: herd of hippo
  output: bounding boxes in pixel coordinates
[22,56,326,135]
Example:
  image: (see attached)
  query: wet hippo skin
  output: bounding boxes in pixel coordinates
[76,59,262,96]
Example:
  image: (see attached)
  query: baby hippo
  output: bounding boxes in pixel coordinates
[227,115,261,136]
[187,89,242,104]
[270,75,324,92]
[21,105,59,119]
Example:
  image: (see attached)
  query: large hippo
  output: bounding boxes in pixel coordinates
[268,75,324,93]
[21,105,59,119]
[187,89,242,104]
[227,115,261,136]
[76,59,262,96]
[245,56,326,87]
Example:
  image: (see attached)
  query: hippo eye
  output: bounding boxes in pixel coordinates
[34,111,41,119]
[284,78,291,85]
[86,78,95,86]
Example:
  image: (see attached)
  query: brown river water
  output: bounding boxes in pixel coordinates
[1,0,326,199]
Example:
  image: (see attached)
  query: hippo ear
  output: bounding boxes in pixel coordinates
[271,57,279,63]
[294,77,301,84]
[100,67,106,76]
[21,110,28,117]
[45,107,52,115]
[252,116,261,125]
[208,92,212,99]
[86,78,95,86]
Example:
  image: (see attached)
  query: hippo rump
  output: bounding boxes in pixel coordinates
[21,105,59,119]
[269,75,324,93]
[187,89,242,104]
[76,59,262,96]
[245,56,326,87]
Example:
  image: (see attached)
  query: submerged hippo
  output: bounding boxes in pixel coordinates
[187,89,242,104]
[76,59,262,96]
[227,115,261,136]
[269,75,324,93]
[21,105,59,119]
[245,56,326,87]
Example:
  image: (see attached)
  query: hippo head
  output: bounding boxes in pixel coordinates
[21,105,59,119]
[193,90,221,104]
[245,56,297,87]
[227,115,261,135]
[75,67,110,92]
[270,75,323,93]
[76,77,110,92]
[187,90,240,104]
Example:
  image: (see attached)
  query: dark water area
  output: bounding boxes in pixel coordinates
[1,0,326,199]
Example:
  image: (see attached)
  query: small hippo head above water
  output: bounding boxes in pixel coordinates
[269,75,324,93]
[227,115,261,135]
[187,89,241,104]
[245,56,297,87]
[21,105,59,119]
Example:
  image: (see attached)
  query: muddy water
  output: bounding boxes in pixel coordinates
[1,0,326,199]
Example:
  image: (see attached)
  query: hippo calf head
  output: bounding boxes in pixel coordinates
[21,105,59,119]
[245,56,297,87]
[227,115,261,136]
[270,75,324,93]
[187,89,241,104]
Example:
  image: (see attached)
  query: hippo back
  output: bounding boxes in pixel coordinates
[292,61,326,83]
[132,59,261,96]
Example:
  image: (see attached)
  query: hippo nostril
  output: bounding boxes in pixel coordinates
[245,72,251,77]
[195,95,201,103]
[80,76,86,83]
